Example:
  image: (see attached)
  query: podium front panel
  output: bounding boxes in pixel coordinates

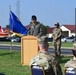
[21,36,38,65]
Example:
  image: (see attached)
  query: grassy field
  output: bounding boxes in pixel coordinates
[0,41,21,46]
[0,50,72,75]
[0,50,30,75]
[49,42,74,47]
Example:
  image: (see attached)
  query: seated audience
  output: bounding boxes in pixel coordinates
[29,36,63,75]
[64,43,76,74]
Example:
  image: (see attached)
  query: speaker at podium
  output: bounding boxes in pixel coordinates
[21,35,38,65]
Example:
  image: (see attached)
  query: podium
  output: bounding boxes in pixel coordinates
[21,35,38,65]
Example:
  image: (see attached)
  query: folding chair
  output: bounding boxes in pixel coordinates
[64,67,76,75]
[30,64,45,75]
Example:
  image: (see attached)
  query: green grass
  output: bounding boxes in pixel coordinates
[0,50,30,75]
[0,41,21,45]
[49,42,74,47]
[0,50,72,75]
[62,42,73,47]
[58,56,72,69]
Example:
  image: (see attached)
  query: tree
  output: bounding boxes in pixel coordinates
[6,25,10,28]
[41,23,50,35]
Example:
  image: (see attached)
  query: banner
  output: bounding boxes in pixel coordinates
[9,11,28,36]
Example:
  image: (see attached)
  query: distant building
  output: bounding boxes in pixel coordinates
[46,24,76,38]
[61,25,75,37]
[25,24,76,38]
[47,27,54,38]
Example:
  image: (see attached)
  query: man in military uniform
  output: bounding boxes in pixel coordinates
[29,36,63,75]
[27,15,44,37]
[52,22,62,58]
[64,43,76,69]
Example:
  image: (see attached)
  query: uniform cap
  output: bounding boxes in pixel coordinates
[38,36,49,47]
[31,15,37,20]
[54,22,60,26]
[38,36,47,44]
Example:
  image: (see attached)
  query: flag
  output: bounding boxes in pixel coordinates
[0,26,9,36]
[9,11,28,36]
[0,26,3,33]
[0,33,9,36]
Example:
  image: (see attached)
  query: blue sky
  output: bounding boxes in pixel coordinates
[0,0,76,27]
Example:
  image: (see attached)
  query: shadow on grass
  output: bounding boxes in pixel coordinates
[0,52,15,56]
[57,56,72,64]
[0,73,5,75]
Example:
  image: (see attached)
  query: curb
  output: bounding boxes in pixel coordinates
[49,46,72,49]
[0,44,21,46]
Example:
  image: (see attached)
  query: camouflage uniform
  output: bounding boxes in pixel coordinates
[38,36,49,48]
[64,43,76,72]
[52,23,62,57]
[29,51,63,75]
[27,21,44,37]
[64,59,76,68]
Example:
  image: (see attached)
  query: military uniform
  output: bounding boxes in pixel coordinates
[27,21,44,37]
[29,36,62,75]
[64,43,76,74]
[38,36,49,48]
[52,22,62,57]
[29,51,62,75]
[64,59,76,68]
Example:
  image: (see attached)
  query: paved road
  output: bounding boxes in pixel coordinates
[0,45,72,55]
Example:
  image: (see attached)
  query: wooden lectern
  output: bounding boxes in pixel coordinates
[21,35,38,65]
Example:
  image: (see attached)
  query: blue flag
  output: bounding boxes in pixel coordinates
[9,11,28,36]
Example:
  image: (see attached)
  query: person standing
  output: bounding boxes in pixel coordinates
[27,15,44,37]
[52,22,62,58]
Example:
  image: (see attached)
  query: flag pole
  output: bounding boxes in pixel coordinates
[75,8,76,42]
[9,5,12,58]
